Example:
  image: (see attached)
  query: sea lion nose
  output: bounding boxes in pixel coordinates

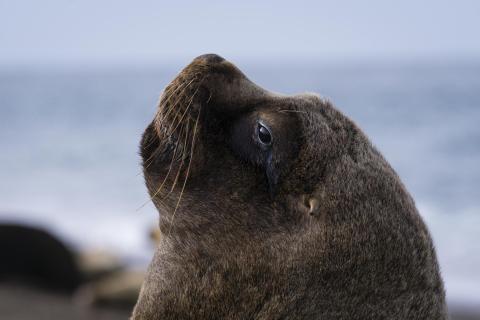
[186,53,274,113]
[193,53,225,64]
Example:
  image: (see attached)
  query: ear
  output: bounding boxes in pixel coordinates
[298,196,320,216]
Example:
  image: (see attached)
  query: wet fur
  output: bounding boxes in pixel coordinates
[132,54,447,319]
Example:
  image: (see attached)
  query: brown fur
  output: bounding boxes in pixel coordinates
[132,54,447,319]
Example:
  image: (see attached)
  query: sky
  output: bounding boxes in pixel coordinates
[1,0,480,67]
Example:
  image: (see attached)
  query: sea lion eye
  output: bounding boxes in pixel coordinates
[257,122,272,146]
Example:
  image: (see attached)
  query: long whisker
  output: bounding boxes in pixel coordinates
[154,77,198,138]
[137,72,204,213]
[160,76,197,111]
[141,77,201,175]
[136,122,188,211]
[167,106,201,235]
[141,129,177,175]
[140,142,163,175]
[160,119,190,200]
[166,79,204,137]
[160,77,199,122]
[137,140,160,177]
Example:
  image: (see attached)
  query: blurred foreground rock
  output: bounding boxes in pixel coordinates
[0,284,129,320]
[0,222,151,318]
[74,269,144,308]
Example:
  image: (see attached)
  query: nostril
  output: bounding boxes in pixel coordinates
[194,53,225,64]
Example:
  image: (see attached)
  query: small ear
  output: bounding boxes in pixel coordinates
[298,196,320,216]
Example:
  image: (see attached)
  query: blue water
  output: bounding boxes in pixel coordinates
[1,62,479,307]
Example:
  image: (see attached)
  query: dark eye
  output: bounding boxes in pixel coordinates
[257,123,272,146]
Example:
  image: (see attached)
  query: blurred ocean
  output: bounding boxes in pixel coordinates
[0,61,479,308]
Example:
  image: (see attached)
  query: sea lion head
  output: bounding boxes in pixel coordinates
[140,53,349,229]
[134,54,446,319]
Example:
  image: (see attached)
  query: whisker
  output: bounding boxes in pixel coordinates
[154,77,198,138]
[142,76,201,175]
[167,105,201,235]
[140,143,163,175]
[166,79,204,137]
[136,74,204,214]
[160,76,197,110]
[163,119,190,197]
[136,122,188,211]
[160,77,198,121]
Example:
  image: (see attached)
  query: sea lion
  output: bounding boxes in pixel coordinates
[132,54,447,319]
